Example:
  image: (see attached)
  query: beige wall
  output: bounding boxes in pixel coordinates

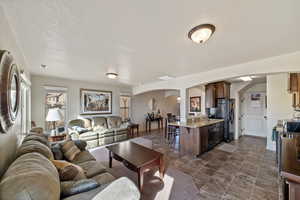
[0,5,29,177]
[267,73,294,150]
[31,75,132,129]
[131,90,180,131]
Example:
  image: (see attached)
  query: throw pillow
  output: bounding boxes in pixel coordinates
[74,140,87,151]
[61,179,99,198]
[72,126,89,134]
[51,143,64,160]
[52,160,87,181]
[61,140,81,161]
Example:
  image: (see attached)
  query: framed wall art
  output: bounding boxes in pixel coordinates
[190,96,201,112]
[80,89,112,115]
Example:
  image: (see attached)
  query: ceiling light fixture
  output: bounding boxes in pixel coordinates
[158,76,174,81]
[239,76,253,82]
[188,24,216,44]
[106,72,118,79]
[41,64,47,69]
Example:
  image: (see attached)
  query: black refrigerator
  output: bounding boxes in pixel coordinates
[214,98,235,142]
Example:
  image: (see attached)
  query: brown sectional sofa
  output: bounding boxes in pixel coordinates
[0,133,140,200]
[68,116,129,149]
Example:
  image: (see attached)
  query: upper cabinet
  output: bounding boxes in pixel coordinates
[289,73,300,109]
[205,81,231,108]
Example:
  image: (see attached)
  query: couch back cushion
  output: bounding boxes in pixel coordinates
[22,133,50,147]
[92,117,108,129]
[82,118,92,129]
[0,152,60,200]
[17,140,54,160]
[107,116,122,129]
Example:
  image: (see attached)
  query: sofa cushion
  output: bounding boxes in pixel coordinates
[62,140,81,161]
[23,133,50,147]
[51,143,64,160]
[61,179,99,198]
[78,131,98,140]
[107,116,122,129]
[17,140,54,160]
[72,151,96,164]
[0,152,60,200]
[68,119,85,129]
[82,118,93,129]
[93,117,108,129]
[78,161,106,178]
[72,126,89,134]
[52,160,87,181]
[92,173,116,185]
[62,185,107,200]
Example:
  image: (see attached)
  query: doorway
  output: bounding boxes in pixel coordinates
[239,83,267,138]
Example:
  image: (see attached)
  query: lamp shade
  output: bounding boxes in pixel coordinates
[46,108,63,122]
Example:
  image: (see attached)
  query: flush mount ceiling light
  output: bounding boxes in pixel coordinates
[41,64,47,69]
[106,72,118,79]
[239,76,253,82]
[158,76,174,81]
[188,24,216,44]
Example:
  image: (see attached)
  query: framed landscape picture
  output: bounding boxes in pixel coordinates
[80,89,112,115]
[190,96,201,112]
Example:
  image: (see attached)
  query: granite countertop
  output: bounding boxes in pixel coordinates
[168,119,224,128]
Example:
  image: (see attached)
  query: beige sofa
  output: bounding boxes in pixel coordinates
[68,116,129,149]
[0,133,140,200]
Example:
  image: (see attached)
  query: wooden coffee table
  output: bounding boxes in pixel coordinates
[106,141,165,191]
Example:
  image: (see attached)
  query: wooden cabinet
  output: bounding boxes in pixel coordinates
[289,73,300,108]
[205,84,216,108]
[205,81,230,108]
[200,126,208,154]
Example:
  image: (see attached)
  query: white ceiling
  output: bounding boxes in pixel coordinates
[1,0,300,86]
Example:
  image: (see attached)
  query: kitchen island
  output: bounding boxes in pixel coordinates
[169,118,224,156]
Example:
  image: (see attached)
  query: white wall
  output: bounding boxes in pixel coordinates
[131,90,180,131]
[188,85,206,115]
[0,5,30,177]
[267,73,294,151]
[31,75,131,129]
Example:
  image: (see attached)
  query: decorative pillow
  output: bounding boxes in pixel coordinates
[22,133,50,147]
[51,143,64,160]
[74,140,87,151]
[61,179,99,198]
[61,140,81,161]
[17,140,54,160]
[52,160,87,181]
[72,126,89,134]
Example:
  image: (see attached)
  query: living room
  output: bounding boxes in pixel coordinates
[1,1,300,200]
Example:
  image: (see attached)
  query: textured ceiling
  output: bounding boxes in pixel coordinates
[1,0,300,86]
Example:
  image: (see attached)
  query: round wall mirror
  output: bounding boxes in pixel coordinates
[0,50,20,133]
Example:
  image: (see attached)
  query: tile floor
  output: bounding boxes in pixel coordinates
[137,129,280,200]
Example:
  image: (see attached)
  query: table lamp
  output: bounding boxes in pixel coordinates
[46,108,62,136]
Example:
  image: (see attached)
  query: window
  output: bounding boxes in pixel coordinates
[44,86,68,132]
[120,95,131,121]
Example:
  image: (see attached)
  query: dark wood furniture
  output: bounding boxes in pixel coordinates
[145,117,163,132]
[106,141,165,191]
[128,123,139,137]
[289,73,300,109]
[205,81,230,108]
[179,120,224,156]
[48,134,67,142]
[280,132,300,200]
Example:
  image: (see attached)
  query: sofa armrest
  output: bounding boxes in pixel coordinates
[91,177,140,200]
[68,130,80,140]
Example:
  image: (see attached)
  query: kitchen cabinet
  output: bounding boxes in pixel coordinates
[205,84,216,108]
[289,73,300,109]
[205,81,230,108]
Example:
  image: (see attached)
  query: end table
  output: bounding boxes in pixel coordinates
[48,133,67,142]
[128,124,139,137]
